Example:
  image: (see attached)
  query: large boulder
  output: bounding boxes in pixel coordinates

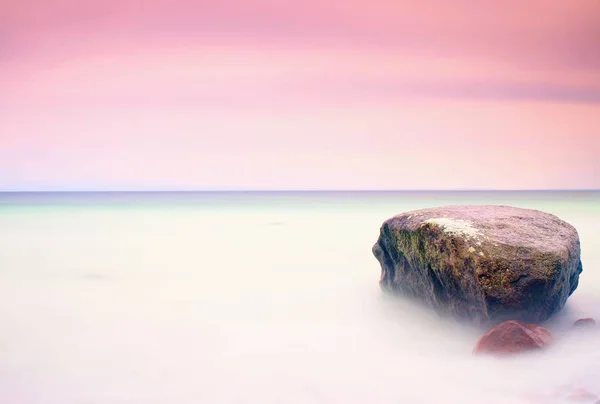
[372,205,582,324]
[473,320,552,356]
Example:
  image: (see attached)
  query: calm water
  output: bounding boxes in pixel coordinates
[0,191,599,404]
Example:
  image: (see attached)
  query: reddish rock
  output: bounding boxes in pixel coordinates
[473,320,552,356]
[574,318,596,328]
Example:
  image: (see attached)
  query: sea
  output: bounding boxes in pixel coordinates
[0,191,598,404]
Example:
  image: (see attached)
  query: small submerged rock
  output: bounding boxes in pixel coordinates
[565,388,599,402]
[473,320,552,356]
[372,205,583,325]
[522,386,599,403]
[573,318,596,328]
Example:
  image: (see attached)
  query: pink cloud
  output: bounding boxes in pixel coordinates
[2,0,599,68]
[3,45,600,110]
[0,0,599,190]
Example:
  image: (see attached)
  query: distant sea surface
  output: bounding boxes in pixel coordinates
[1,191,599,404]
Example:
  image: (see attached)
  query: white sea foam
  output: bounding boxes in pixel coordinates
[0,192,598,404]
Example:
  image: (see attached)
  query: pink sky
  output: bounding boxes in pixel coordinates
[1,0,599,190]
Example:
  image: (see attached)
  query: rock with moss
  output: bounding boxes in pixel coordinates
[372,205,583,325]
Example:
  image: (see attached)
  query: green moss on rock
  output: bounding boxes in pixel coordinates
[372,205,583,325]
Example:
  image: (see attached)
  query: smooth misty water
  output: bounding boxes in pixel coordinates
[0,191,599,404]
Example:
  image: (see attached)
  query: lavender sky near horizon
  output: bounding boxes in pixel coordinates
[1,0,599,191]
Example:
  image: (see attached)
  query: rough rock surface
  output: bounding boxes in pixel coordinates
[473,320,552,356]
[372,205,582,324]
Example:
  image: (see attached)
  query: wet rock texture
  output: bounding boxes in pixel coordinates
[372,205,583,325]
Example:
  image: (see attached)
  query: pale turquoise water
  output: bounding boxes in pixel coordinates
[0,191,599,404]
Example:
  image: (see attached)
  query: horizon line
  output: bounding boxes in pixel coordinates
[1,189,599,194]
